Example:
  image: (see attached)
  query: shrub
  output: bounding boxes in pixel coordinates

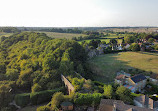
[74,93,103,105]
[130,43,140,51]
[30,88,62,105]
[31,83,42,93]
[104,85,113,99]
[93,81,104,87]
[51,92,64,110]
[15,93,30,107]
[37,105,50,111]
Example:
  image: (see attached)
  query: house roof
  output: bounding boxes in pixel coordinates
[150,74,158,80]
[134,95,158,109]
[99,99,153,111]
[115,102,153,111]
[131,74,146,83]
[99,99,123,111]
[115,74,125,80]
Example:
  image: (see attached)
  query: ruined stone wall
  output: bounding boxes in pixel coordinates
[61,74,75,94]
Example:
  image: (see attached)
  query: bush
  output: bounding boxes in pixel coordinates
[30,88,62,105]
[37,105,50,111]
[74,93,103,105]
[15,93,30,107]
[130,43,140,51]
[31,83,42,93]
[93,81,104,87]
[51,92,64,110]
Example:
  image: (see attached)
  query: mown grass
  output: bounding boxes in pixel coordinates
[88,52,158,83]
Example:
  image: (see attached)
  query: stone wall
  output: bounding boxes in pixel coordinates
[61,74,75,94]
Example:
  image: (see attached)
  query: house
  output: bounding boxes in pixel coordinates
[61,101,73,111]
[117,71,131,77]
[117,44,123,50]
[115,74,126,85]
[96,47,104,55]
[125,44,131,49]
[149,74,158,85]
[134,95,158,110]
[127,74,147,92]
[99,99,153,111]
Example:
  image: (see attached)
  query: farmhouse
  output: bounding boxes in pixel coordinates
[99,99,153,111]
[134,95,158,110]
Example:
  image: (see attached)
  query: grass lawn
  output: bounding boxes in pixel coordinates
[88,52,158,83]
[36,31,86,39]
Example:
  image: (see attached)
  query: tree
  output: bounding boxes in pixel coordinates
[31,83,42,93]
[148,38,155,43]
[51,92,64,110]
[130,43,140,51]
[144,35,153,40]
[104,85,113,99]
[6,69,19,80]
[116,86,132,103]
[124,36,135,44]
[109,39,117,50]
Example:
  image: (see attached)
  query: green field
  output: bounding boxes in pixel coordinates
[78,39,122,44]
[36,31,86,39]
[88,52,158,83]
[102,33,125,38]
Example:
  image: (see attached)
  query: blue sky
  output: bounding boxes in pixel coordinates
[0,0,158,27]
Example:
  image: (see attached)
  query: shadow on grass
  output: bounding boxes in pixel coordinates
[87,52,155,83]
[140,52,158,56]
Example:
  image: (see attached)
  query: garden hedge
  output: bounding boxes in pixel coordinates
[30,88,63,105]
[14,93,30,107]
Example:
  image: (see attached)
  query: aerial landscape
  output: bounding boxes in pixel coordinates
[1,0,158,111]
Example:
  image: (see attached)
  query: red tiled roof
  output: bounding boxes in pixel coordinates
[115,74,125,80]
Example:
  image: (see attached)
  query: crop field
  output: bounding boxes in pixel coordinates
[0,32,12,38]
[100,27,158,33]
[88,52,158,83]
[36,31,86,39]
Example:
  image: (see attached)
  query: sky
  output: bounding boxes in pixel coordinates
[0,0,158,27]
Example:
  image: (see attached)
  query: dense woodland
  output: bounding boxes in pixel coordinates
[0,32,88,110]
[0,27,20,33]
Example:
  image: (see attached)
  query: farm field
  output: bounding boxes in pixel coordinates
[0,32,12,38]
[102,33,125,38]
[88,52,158,83]
[36,31,86,39]
[78,39,122,44]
